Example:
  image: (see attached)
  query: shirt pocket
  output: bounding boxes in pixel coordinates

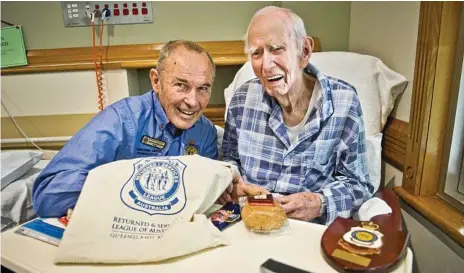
[314,139,338,165]
[302,158,329,189]
[306,139,338,180]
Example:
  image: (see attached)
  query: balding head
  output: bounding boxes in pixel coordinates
[157,40,216,80]
[244,6,307,56]
[242,6,313,99]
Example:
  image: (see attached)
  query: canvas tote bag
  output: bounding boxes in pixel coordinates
[55,155,233,264]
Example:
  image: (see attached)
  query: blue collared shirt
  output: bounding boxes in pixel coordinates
[33,91,217,217]
[222,63,373,225]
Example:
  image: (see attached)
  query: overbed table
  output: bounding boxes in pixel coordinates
[1,219,413,273]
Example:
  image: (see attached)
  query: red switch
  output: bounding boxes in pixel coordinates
[132,8,139,15]
[133,3,137,7]
[123,3,127,8]
[142,2,146,7]
[123,9,129,15]
[141,8,148,15]
[114,4,118,8]
[114,9,120,16]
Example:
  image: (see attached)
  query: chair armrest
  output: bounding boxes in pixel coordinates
[370,188,403,231]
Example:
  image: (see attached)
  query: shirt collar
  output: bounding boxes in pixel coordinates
[267,63,334,122]
[304,63,334,121]
[152,90,172,133]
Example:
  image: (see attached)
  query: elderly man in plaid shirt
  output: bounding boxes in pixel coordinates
[218,6,374,225]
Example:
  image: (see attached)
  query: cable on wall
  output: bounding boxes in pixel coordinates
[88,6,110,112]
[1,94,43,151]
[92,19,105,111]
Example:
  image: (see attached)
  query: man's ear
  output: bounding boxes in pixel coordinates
[299,37,313,67]
[150,68,162,94]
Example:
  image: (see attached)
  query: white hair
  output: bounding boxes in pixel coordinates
[243,6,307,56]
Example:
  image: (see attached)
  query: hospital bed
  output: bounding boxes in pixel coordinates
[1,150,57,232]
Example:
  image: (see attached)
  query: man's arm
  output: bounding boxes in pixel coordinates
[32,107,125,218]
[222,106,241,170]
[219,86,271,204]
[316,102,374,225]
[316,136,373,225]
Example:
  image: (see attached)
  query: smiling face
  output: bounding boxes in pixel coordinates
[247,13,309,98]
[150,47,213,129]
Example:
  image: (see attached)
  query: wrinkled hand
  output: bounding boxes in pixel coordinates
[274,192,322,221]
[216,170,270,205]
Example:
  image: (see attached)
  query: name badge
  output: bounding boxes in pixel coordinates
[141,136,165,149]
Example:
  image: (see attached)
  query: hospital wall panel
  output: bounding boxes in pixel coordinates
[1,70,138,116]
[1,2,351,51]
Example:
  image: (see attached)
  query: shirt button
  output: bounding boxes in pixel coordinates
[284,158,291,165]
[160,124,163,129]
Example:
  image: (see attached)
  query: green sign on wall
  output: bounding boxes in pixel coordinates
[1,26,28,68]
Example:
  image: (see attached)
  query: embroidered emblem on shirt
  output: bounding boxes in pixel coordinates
[141,135,165,149]
[120,158,187,215]
[184,140,199,155]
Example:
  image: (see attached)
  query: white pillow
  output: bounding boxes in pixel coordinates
[224,61,256,121]
[309,52,408,136]
[215,125,225,160]
[365,133,382,192]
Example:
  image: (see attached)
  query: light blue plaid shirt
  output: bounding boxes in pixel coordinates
[223,63,374,225]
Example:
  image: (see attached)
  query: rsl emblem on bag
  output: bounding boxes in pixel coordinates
[121,158,187,215]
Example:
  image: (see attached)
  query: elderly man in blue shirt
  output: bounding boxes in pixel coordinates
[219,6,374,225]
[33,40,220,218]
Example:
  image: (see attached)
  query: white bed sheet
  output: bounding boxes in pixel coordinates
[1,158,51,232]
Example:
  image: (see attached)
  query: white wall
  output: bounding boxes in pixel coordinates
[1,1,352,51]
[1,1,353,108]
[0,2,273,50]
[402,204,464,273]
[282,1,351,51]
[445,59,464,199]
[349,1,420,187]
[349,3,464,272]
[349,1,419,123]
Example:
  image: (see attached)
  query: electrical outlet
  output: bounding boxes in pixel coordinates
[61,1,153,27]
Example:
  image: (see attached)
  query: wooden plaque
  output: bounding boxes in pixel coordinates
[321,217,410,273]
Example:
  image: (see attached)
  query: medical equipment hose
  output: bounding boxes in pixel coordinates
[92,20,105,111]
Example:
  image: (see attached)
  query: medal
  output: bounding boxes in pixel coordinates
[184,140,199,155]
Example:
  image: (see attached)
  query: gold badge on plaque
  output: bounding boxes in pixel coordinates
[184,140,199,155]
[337,221,384,256]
